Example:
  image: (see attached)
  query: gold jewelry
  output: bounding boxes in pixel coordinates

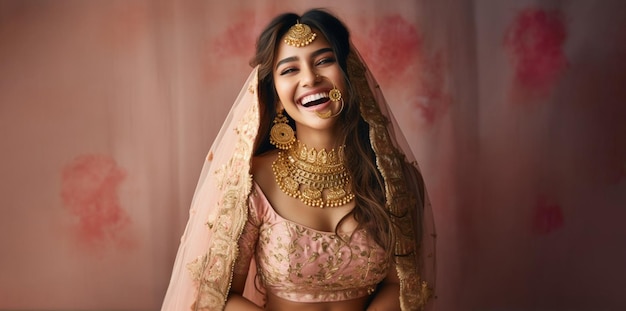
[284,21,317,47]
[315,99,344,119]
[329,86,342,102]
[269,110,295,150]
[315,84,344,119]
[272,140,354,208]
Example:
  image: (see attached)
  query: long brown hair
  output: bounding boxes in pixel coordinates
[250,9,393,255]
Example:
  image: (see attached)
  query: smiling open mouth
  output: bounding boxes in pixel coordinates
[301,92,330,107]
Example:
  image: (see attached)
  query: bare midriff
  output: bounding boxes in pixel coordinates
[264,293,369,311]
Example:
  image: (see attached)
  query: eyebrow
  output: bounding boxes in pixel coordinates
[275,47,334,70]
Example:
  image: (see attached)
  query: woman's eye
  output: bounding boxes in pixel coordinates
[316,57,336,66]
[279,67,298,75]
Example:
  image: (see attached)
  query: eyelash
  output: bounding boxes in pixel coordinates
[279,57,336,76]
[317,57,335,65]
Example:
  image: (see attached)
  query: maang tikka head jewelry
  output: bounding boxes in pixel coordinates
[270,109,296,150]
[284,20,317,47]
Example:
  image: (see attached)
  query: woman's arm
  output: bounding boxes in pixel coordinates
[225,183,264,311]
[367,261,401,311]
[224,272,263,311]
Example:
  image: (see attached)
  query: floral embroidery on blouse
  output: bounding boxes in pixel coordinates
[234,182,389,302]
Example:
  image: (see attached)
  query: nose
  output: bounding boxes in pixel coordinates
[301,66,321,87]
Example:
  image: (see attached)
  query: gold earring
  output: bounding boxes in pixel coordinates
[270,109,295,150]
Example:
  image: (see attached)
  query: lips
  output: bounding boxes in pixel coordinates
[300,92,330,107]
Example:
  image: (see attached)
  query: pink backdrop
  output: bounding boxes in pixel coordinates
[1,1,625,310]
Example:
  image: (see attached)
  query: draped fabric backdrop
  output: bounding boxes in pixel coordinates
[1,1,625,310]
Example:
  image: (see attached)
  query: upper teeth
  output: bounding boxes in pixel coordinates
[301,92,329,105]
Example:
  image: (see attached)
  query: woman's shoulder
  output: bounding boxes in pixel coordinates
[249,150,279,219]
[252,149,278,163]
[251,149,279,188]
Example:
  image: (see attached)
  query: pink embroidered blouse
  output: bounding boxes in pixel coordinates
[234,182,390,303]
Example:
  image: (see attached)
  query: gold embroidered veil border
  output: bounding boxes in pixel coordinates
[160,68,260,311]
[347,46,436,310]
[160,47,436,311]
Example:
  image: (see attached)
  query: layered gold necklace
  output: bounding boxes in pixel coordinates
[272,140,354,208]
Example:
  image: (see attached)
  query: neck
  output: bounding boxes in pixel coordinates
[294,127,343,151]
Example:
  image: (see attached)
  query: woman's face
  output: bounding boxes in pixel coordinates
[272,29,346,134]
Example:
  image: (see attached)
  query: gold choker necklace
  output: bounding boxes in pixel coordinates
[272,140,354,208]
